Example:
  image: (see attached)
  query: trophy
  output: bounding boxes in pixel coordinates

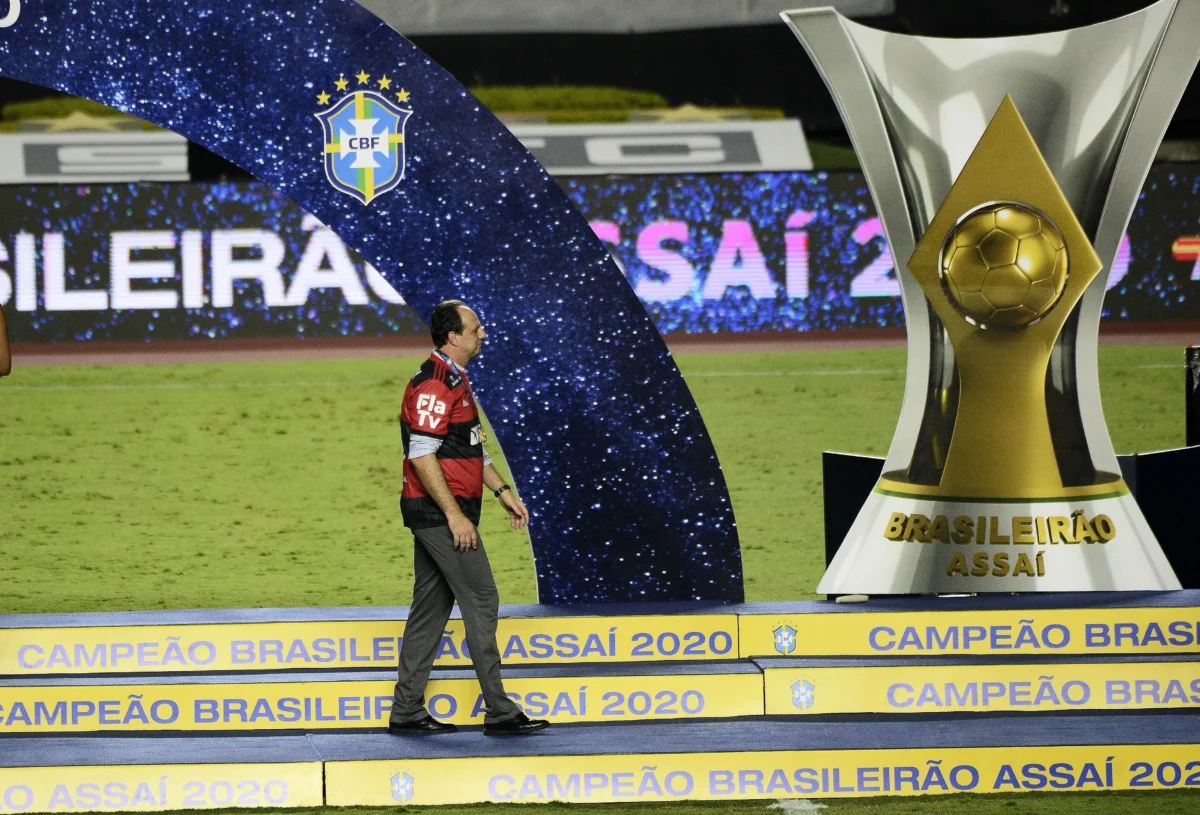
[785,0,1200,593]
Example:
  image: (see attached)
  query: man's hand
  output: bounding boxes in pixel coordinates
[498,490,530,530]
[482,464,530,530]
[448,511,480,551]
[410,453,478,551]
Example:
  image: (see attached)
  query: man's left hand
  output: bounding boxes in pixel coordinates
[499,491,530,530]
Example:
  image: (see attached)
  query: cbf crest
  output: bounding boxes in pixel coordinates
[773,624,797,655]
[390,771,415,803]
[790,679,815,711]
[315,71,412,205]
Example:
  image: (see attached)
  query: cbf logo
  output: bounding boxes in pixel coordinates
[791,679,815,711]
[315,71,413,205]
[773,624,797,655]
[390,771,415,803]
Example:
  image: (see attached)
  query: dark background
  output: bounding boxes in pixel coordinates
[1,0,1191,181]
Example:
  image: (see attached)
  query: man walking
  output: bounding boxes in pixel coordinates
[389,300,548,736]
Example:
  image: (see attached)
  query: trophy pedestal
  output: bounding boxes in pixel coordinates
[817,484,1183,594]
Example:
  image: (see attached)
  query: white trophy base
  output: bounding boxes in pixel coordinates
[816,483,1182,595]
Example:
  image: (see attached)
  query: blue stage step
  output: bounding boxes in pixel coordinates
[318,713,1200,804]
[0,662,765,733]
[0,735,325,809]
[3,653,1196,732]
[1,713,1196,809]
[4,592,1197,678]
[3,594,1199,809]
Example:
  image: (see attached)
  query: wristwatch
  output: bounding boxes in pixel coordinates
[493,485,511,498]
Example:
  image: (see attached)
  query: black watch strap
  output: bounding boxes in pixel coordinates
[493,484,511,498]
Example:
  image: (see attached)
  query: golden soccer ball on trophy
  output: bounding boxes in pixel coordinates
[940,202,1068,328]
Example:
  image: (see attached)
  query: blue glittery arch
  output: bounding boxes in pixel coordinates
[0,0,743,603]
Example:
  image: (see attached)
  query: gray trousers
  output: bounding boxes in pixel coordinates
[391,525,519,725]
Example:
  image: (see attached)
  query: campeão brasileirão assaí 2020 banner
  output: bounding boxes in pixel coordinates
[3,167,1198,342]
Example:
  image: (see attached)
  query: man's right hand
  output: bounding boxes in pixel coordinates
[409,453,479,551]
[448,512,479,551]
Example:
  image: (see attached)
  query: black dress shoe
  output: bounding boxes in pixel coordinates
[484,711,550,736]
[387,714,457,734]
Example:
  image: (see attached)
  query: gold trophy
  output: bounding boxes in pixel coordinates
[785,1,1198,593]
[902,97,1106,503]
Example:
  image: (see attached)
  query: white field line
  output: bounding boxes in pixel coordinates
[0,363,1182,392]
[769,799,827,814]
[688,368,900,377]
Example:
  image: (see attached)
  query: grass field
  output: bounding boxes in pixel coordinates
[0,344,1185,614]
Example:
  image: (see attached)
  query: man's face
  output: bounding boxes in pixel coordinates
[453,307,486,359]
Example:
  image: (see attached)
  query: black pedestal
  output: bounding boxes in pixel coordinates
[821,451,885,570]
[1188,346,1200,447]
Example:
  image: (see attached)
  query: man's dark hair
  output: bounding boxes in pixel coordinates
[430,299,468,347]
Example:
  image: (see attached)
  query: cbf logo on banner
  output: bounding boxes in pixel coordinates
[390,771,415,803]
[772,624,797,655]
[790,679,815,711]
[315,71,413,205]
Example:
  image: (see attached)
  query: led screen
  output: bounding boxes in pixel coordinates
[2,167,1193,342]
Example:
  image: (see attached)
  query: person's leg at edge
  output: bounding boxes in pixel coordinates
[390,531,456,724]
[415,527,520,725]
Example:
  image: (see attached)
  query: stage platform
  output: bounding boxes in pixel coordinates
[0,715,1197,807]
[0,594,1196,808]
[3,592,1196,676]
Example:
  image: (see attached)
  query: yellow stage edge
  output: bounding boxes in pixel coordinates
[325,744,1200,805]
[0,614,740,675]
[739,607,1200,657]
[0,673,763,733]
[4,605,1198,676]
[0,763,323,813]
[763,661,1200,715]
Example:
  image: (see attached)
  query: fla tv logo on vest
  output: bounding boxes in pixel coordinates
[315,69,413,205]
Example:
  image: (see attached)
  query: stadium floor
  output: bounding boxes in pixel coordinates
[4,331,1197,813]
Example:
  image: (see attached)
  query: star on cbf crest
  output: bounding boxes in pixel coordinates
[390,770,415,803]
[315,71,413,205]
